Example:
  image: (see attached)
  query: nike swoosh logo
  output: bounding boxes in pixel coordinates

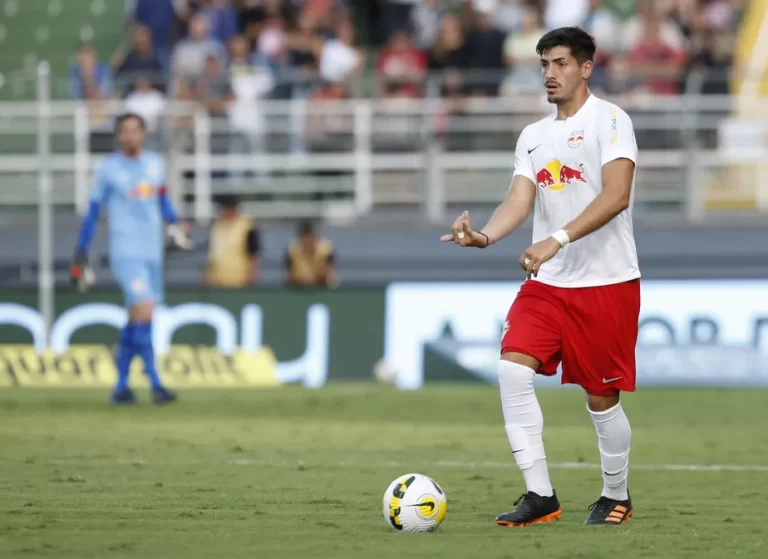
[602,377,622,384]
[527,145,541,154]
[407,501,435,512]
[512,449,523,454]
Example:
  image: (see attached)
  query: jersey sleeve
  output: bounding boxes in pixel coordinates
[512,127,536,184]
[597,105,637,166]
[89,162,111,205]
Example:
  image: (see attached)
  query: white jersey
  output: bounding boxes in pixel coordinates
[513,94,641,288]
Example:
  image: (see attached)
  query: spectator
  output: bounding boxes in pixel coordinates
[254,16,295,99]
[410,0,445,50]
[376,28,427,98]
[543,0,590,30]
[284,220,337,288]
[429,14,472,72]
[627,13,688,95]
[493,0,525,33]
[204,195,261,288]
[236,0,269,37]
[202,0,241,45]
[70,43,113,101]
[466,2,506,96]
[286,9,323,92]
[583,0,622,56]
[317,18,363,86]
[623,0,686,53]
[114,25,165,94]
[172,13,226,80]
[192,54,235,117]
[381,0,419,42]
[130,0,177,70]
[685,12,733,95]
[500,1,546,96]
[257,15,287,63]
[228,35,275,181]
[124,77,167,134]
[433,68,472,150]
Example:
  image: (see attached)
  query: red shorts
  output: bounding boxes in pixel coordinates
[501,279,640,396]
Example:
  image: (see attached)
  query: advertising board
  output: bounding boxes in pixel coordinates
[384,281,768,390]
[0,288,386,388]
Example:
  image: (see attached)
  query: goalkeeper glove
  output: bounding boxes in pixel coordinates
[70,251,95,293]
[167,222,194,251]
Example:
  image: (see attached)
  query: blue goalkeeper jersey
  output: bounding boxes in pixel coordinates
[89,150,168,262]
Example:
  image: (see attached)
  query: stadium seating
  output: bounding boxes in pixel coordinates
[0,0,124,100]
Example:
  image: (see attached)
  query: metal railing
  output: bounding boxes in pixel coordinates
[1,64,767,227]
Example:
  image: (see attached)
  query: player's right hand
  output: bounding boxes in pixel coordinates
[70,251,95,293]
[440,211,489,248]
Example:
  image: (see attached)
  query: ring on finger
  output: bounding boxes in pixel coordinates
[457,232,465,240]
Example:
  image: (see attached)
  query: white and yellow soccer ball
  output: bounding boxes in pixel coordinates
[382,473,447,532]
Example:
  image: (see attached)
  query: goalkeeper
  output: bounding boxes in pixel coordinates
[71,113,193,405]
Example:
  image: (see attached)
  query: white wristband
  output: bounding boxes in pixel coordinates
[551,229,570,247]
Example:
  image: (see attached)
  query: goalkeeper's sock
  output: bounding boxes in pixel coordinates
[132,322,163,390]
[114,324,135,392]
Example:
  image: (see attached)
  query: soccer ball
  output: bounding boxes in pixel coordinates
[373,358,397,384]
[382,473,447,532]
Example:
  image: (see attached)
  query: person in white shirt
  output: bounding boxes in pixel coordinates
[124,77,167,135]
[441,26,639,528]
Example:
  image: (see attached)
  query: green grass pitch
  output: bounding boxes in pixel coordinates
[1,385,767,558]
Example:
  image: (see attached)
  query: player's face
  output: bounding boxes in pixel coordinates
[118,118,145,155]
[540,46,592,105]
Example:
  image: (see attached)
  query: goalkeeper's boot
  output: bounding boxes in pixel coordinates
[584,493,632,525]
[151,386,177,405]
[110,388,138,406]
[496,491,562,527]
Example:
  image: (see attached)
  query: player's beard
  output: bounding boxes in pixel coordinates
[544,82,562,104]
[546,92,566,105]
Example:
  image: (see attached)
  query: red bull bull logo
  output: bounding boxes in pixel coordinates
[567,130,584,148]
[128,181,157,199]
[536,160,587,191]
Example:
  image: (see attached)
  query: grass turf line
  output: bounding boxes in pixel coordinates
[0,386,766,559]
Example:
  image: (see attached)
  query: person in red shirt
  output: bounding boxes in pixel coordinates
[376,28,427,98]
[627,18,687,95]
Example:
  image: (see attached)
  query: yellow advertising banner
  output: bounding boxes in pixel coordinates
[0,345,279,388]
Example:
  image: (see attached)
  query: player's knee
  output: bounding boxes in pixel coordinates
[500,351,541,371]
[586,392,620,412]
[129,300,154,323]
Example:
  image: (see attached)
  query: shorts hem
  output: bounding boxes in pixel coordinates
[500,346,557,376]
[566,382,636,397]
[125,294,156,308]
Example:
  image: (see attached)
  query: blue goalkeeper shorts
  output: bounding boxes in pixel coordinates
[111,258,164,308]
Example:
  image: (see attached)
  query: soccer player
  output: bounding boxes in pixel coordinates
[441,27,639,526]
[70,113,193,405]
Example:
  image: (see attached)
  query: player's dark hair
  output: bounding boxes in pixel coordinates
[115,112,146,133]
[535,27,596,64]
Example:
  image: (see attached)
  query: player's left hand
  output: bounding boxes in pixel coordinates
[167,222,194,251]
[519,237,561,280]
[70,250,95,293]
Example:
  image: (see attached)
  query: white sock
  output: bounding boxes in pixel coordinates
[497,360,553,497]
[588,402,631,501]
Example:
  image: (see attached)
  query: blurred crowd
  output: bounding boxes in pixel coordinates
[69,0,743,125]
